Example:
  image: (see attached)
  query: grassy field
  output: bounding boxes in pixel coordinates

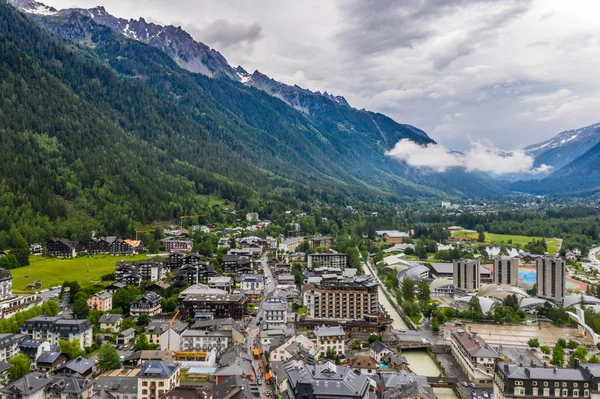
[11,254,150,292]
[452,232,560,254]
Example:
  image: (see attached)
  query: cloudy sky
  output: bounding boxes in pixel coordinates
[43,0,600,154]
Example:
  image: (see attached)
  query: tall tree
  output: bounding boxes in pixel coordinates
[401,276,416,301]
[97,344,123,371]
[59,339,85,360]
[8,354,30,380]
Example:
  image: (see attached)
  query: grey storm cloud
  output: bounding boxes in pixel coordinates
[186,19,263,49]
[335,0,533,57]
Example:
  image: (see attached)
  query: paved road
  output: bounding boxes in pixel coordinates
[586,246,600,269]
[245,256,275,399]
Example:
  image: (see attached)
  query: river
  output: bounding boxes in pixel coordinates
[403,351,459,399]
[363,261,408,330]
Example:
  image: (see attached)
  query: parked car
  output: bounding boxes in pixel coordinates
[471,390,477,398]
[398,328,406,332]
[470,383,477,388]
[257,377,263,385]
[461,382,468,387]
[489,394,494,399]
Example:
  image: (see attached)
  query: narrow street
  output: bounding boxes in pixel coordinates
[246,255,276,398]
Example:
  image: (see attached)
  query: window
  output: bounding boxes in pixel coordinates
[584,390,589,397]
[159,382,164,387]
[533,388,539,396]
[544,388,550,396]
[563,383,568,387]
[574,389,580,397]
[563,389,568,397]
[143,382,148,387]
[533,382,538,386]
[584,384,589,388]
[514,388,525,396]
[574,383,579,388]
[516,381,524,386]
[545,382,549,387]
[555,383,560,387]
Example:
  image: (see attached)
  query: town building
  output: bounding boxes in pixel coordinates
[0,269,12,301]
[87,291,112,311]
[35,351,67,372]
[209,276,233,293]
[214,375,260,399]
[370,340,393,363]
[307,253,347,269]
[375,230,410,244]
[46,239,79,258]
[536,257,566,302]
[303,276,378,320]
[314,325,345,358]
[130,293,163,318]
[99,314,122,332]
[263,297,287,330]
[109,239,144,255]
[138,260,166,282]
[450,327,499,387]
[85,236,116,254]
[21,317,93,350]
[308,237,333,250]
[285,361,370,399]
[222,255,253,275]
[144,320,188,351]
[239,274,264,291]
[161,237,193,253]
[180,329,232,354]
[269,334,319,363]
[494,362,594,399]
[453,259,481,294]
[19,339,51,362]
[136,361,181,399]
[351,355,378,375]
[182,293,247,320]
[279,237,304,253]
[54,356,95,378]
[117,328,136,345]
[494,257,519,286]
[0,333,26,362]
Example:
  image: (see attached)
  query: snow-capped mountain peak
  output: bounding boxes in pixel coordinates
[8,0,56,15]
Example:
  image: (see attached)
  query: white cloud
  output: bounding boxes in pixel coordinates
[386,139,551,174]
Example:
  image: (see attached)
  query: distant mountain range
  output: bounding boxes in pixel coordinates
[511,122,600,195]
[3,0,600,214]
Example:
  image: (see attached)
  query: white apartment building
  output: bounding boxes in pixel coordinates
[180,329,232,353]
[137,361,180,399]
[239,274,264,291]
[449,327,499,387]
[21,317,93,350]
[0,333,26,362]
[269,334,320,362]
[263,297,287,329]
[314,325,345,357]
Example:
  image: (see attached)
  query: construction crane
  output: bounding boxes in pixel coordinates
[167,309,180,351]
[179,214,206,230]
[134,228,156,240]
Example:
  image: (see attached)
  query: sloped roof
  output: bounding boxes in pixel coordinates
[139,361,179,378]
[352,355,378,370]
[1,372,52,395]
[99,314,123,324]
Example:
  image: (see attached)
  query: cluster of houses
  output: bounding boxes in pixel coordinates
[45,237,144,258]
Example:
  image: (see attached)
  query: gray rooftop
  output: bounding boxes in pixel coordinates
[93,376,138,394]
[36,351,64,364]
[99,314,123,324]
[287,361,369,398]
[139,360,179,378]
[498,362,587,381]
[314,325,345,337]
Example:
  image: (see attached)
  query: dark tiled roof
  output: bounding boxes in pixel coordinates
[1,372,53,395]
[36,351,64,364]
[498,362,588,381]
[139,360,179,378]
[214,375,259,399]
[55,356,94,376]
[99,314,123,324]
